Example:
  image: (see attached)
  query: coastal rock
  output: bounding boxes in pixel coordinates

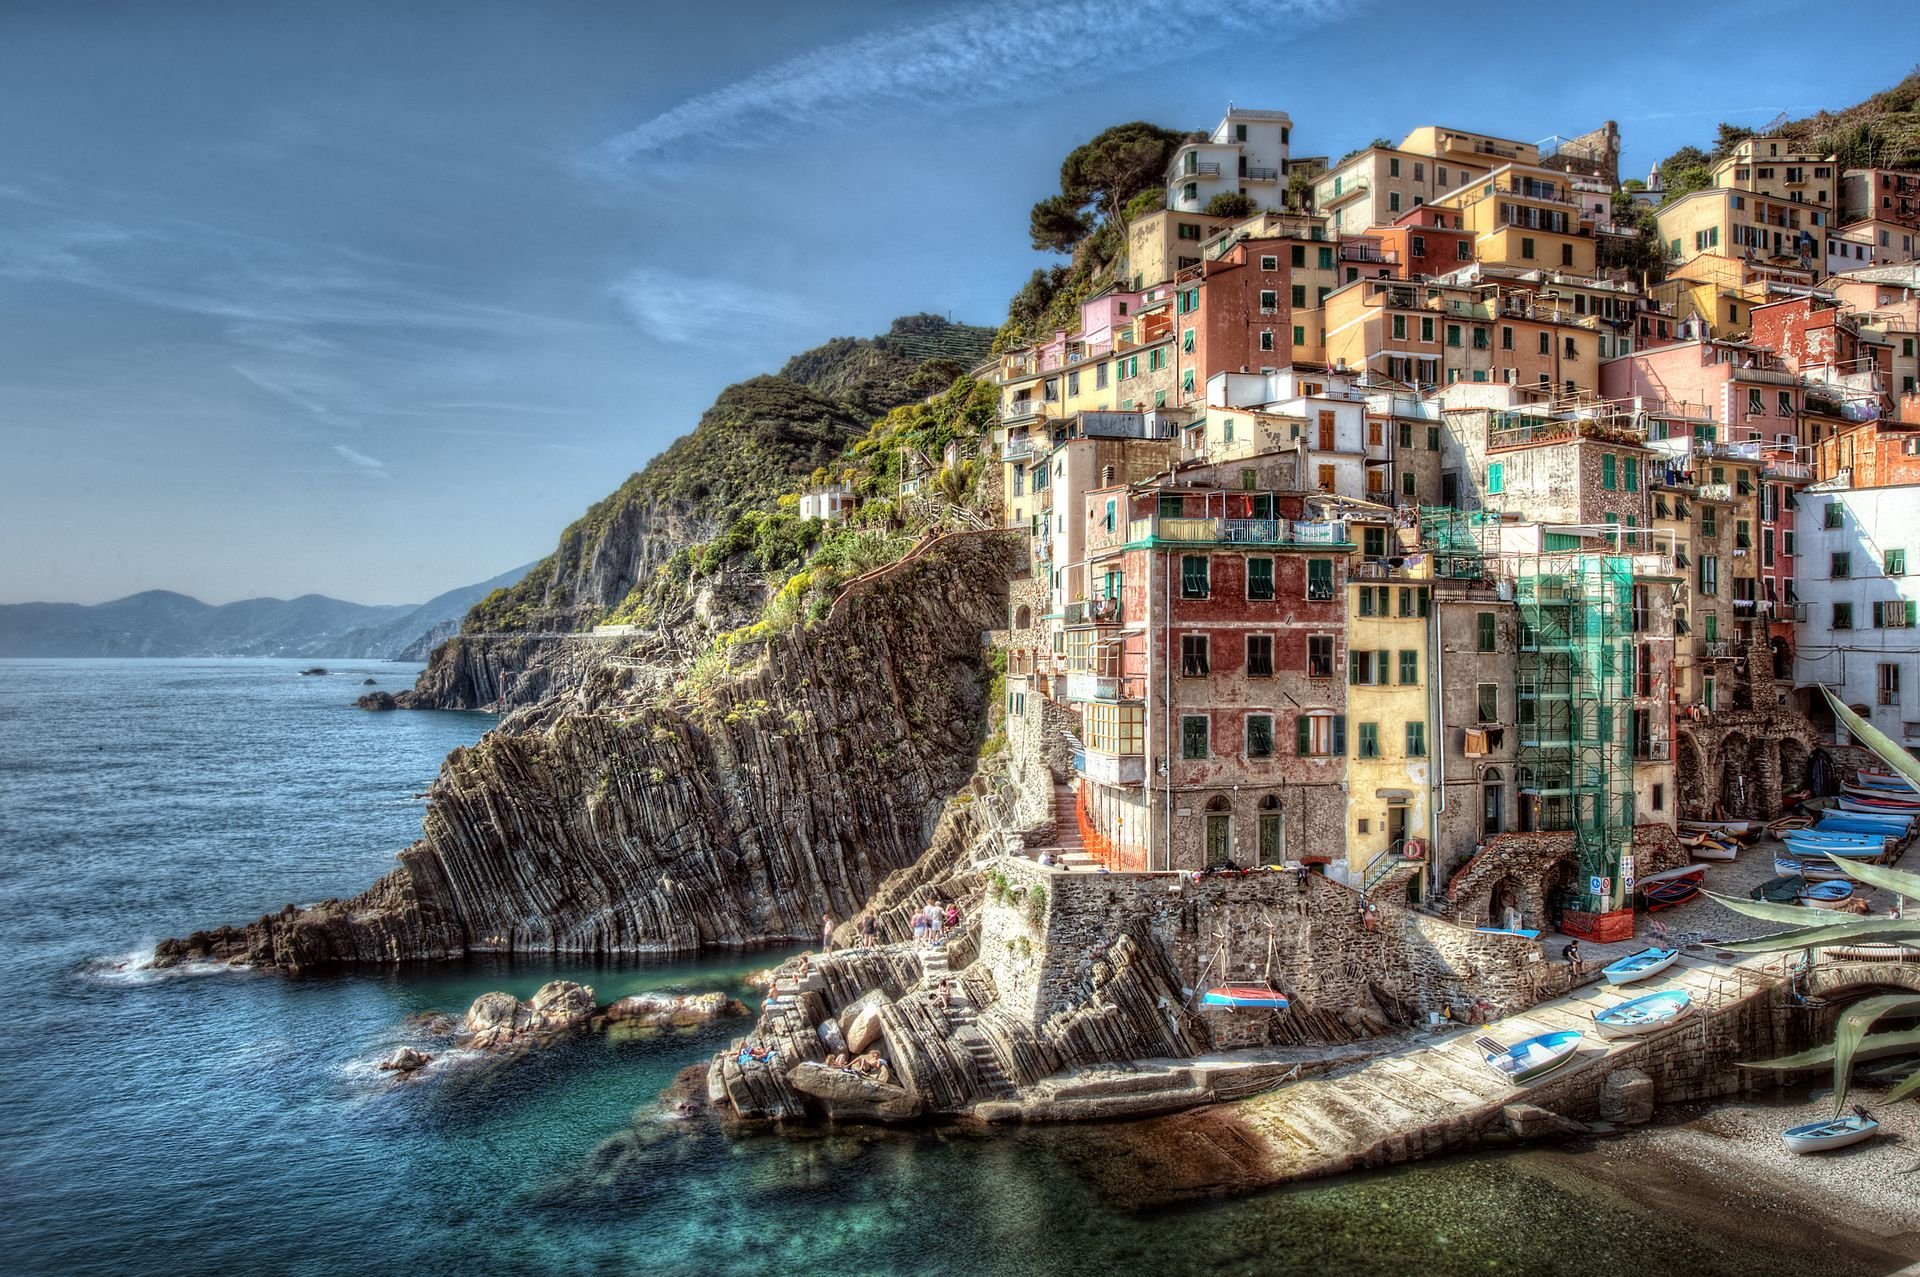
[815,1017,848,1055]
[842,993,890,1055]
[377,1047,432,1073]
[464,981,596,1049]
[604,990,745,1028]
[787,1061,924,1123]
[356,691,398,711]
[363,678,377,685]
[1500,1103,1589,1142]
[158,533,1021,971]
[1599,1067,1656,1126]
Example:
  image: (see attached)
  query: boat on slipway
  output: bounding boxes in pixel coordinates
[1782,1113,1879,1154]
[1476,1030,1582,1083]
[1592,988,1692,1039]
[1601,947,1679,985]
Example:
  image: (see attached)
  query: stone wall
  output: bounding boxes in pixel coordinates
[978,856,1551,1034]
[1675,706,1820,821]
[1438,824,1687,931]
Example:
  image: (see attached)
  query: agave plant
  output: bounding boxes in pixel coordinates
[1701,687,1920,1113]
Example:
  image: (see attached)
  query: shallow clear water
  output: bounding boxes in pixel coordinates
[0,660,1890,1276]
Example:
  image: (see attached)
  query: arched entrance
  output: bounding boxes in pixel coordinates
[1256,794,1283,866]
[1488,874,1521,930]
[1717,731,1752,819]
[1541,857,1578,931]
[1204,795,1232,867]
[1779,736,1810,801]
[1770,635,1792,680]
[1013,604,1032,630]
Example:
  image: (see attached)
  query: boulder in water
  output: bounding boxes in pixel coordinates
[604,990,745,1028]
[362,678,378,686]
[377,1046,432,1073]
[357,691,398,711]
[464,981,596,1050]
[788,1061,924,1122]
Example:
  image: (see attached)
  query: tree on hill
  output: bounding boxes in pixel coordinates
[1661,164,1714,204]
[1026,121,1187,255]
[1659,144,1710,174]
[1712,122,1755,159]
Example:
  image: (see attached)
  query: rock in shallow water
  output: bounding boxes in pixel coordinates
[464,980,596,1049]
[377,1047,432,1073]
[787,1061,924,1123]
[355,691,398,711]
[604,990,746,1028]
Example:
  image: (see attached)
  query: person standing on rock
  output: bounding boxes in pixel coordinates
[911,909,929,946]
[821,912,836,954]
[861,912,879,949]
[924,900,943,945]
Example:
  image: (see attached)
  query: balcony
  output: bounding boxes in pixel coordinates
[1763,458,1813,480]
[1123,514,1349,549]
[1000,399,1047,423]
[1063,596,1124,625]
[1181,160,1222,178]
[1696,483,1733,501]
[1323,178,1370,207]
[1340,242,1400,264]
[1487,414,1646,451]
[1242,165,1279,182]
[1001,437,1036,460]
[1080,748,1146,786]
[1064,670,1143,703]
[1703,640,1733,658]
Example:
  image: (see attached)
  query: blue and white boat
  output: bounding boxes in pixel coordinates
[1852,770,1916,793]
[1592,988,1692,1039]
[1782,1113,1879,1153]
[1775,855,1855,881]
[1816,812,1912,838]
[1781,831,1887,859]
[1476,1030,1583,1083]
[1602,947,1679,985]
[1475,926,1541,939]
[1798,880,1857,910]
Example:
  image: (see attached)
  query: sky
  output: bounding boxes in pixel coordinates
[2,0,1913,605]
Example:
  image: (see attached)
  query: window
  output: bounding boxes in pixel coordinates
[1748,388,1764,416]
[1420,317,1435,343]
[1307,558,1334,601]
[1458,240,1472,262]
[1182,554,1209,598]
[1308,635,1334,678]
[1398,649,1419,684]
[1096,362,1108,389]
[1242,555,1275,600]
[1501,325,1514,350]
[1247,714,1275,759]
[1521,236,1535,259]
[1399,422,1413,448]
[1291,245,1305,267]
[1477,611,1497,651]
[1349,648,1391,685]
[1602,455,1617,490]
[1404,471,1416,496]
[1832,551,1852,579]
[1889,549,1907,577]
[1297,712,1344,757]
[1880,664,1902,707]
[1259,330,1275,351]
[1487,462,1504,495]
[1389,157,1400,177]
[1704,612,1718,643]
[1291,284,1307,308]
[1247,635,1274,678]
[1538,332,1551,356]
[1181,715,1209,759]
[1181,634,1209,677]
[1446,324,1461,347]
[1412,234,1426,258]
[1428,426,1440,451]
[1406,722,1427,757]
[1624,457,1639,492]
[1834,602,1854,630]
[1393,314,1407,340]
[1177,222,1201,241]
[1259,290,1278,312]
[1477,683,1498,723]
[1699,555,1718,595]
[1318,246,1334,270]
[1779,391,1793,416]
[1826,502,1843,529]
[1357,722,1380,758]
[1260,254,1278,271]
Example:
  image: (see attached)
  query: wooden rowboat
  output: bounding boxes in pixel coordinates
[1782,1113,1878,1154]
[1797,880,1856,910]
[1200,984,1290,1010]
[1774,855,1852,881]
[1593,988,1693,1039]
[1476,1030,1582,1083]
[1602,947,1679,985]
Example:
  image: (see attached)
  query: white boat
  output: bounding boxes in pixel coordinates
[1797,880,1857,910]
[1686,837,1739,862]
[1602,947,1680,985]
[1782,1113,1879,1154]
[1838,795,1920,816]
[1476,1030,1583,1083]
[1592,988,1693,1039]
[1773,855,1853,881]
[1680,819,1754,836]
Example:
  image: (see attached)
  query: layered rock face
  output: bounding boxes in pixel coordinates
[154,532,1021,971]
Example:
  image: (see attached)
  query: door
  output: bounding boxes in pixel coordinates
[1387,805,1408,853]
[1483,785,1503,837]
[1206,814,1231,865]
[1258,814,1282,866]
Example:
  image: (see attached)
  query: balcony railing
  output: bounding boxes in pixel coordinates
[1242,165,1279,181]
[1182,160,1222,177]
[1063,596,1123,625]
[1696,483,1733,501]
[1001,437,1035,460]
[1000,400,1046,422]
[1763,459,1813,480]
[1064,671,1144,702]
[1123,514,1349,548]
[1340,243,1400,264]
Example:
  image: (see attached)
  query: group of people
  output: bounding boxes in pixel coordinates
[737,1041,779,1067]
[910,899,960,946]
[822,1049,892,1085]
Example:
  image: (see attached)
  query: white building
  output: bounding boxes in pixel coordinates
[1793,483,1920,748]
[1166,107,1292,215]
[1200,366,1380,498]
[798,483,856,522]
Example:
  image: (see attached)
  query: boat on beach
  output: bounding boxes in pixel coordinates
[1638,864,1706,912]
[1592,988,1692,1039]
[1680,818,1755,837]
[1781,1113,1879,1154]
[1797,880,1857,909]
[1816,812,1913,838]
[1852,769,1916,792]
[1199,984,1290,1009]
[1838,794,1920,815]
[1601,947,1679,985]
[1773,855,1853,881]
[1476,1030,1583,1083]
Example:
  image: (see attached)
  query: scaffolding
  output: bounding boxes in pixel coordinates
[1418,506,1502,579]
[1515,553,1637,916]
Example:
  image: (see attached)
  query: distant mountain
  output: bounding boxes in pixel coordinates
[0,564,534,659]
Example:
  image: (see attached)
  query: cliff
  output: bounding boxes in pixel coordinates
[156,531,1022,971]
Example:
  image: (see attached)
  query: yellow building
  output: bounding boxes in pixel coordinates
[1648,250,1818,338]
[1399,125,1540,170]
[1124,209,1235,291]
[1655,188,1833,278]
[1343,551,1433,883]
[1431,163,1596,277]
[1712,137,1838,219]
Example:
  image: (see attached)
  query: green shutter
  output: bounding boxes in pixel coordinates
[1602,455,1617,489]
[1332,715,1346,755]
[1349,650,1362,684]
[1908,602,1918,628]
[1297,715,1311,755]
[1874,601,1885,628]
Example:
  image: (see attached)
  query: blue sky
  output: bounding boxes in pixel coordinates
[2,0,1911,605]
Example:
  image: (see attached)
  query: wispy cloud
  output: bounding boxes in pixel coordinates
[332,444,388,479]
[596,0,1353,166]
[609,266,799,343]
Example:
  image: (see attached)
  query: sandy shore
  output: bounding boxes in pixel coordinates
[1523,1086,1920,1276]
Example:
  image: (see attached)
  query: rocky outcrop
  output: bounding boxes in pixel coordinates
[604,991,746,1028]
[155,532,1021,971]
[356,691,398,711]
[464,980,596,1049]
[377,1047,432,1073]
[787,1061,925,1122]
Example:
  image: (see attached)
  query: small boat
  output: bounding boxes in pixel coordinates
[1840,785,1920,807]
[1816,813,1912,838]
[1687,835,1739,862]
[1754,874,1807,904]
[1602,947,1680,985]
[1200,984,1290,1010]
[1681,818,1754,836]
[1641,877,1703,911]
[1798,880,1856,910]
[1476,1030,1583,1083]
[1475,926,1541,939]
[1782,831,1887,858]
[1853,770,1916,792]
[1782,1113,1879,1154]
[1838,795,1920,815]
[1593,988,1693,1039]
[1774,855,1853,881]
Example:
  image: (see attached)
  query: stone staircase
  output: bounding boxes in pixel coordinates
[1038,781,1100,872]
[919,945,1017,1099]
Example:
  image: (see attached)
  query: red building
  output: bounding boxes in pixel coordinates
[1166,239,1294,401]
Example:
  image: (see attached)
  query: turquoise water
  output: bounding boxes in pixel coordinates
[0,660,1892,1276]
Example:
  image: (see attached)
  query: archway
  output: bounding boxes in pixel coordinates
[1541,857,1579,931]
[1779,736,1811,800]
[1677,732,1709,821]
[1488,874,1522,930]
[1013,604,1032,630]
[1256,794,1283,866]
[1770,635,1792,680]
[1204,795,1232,867]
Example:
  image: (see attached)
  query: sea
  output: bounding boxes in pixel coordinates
[0,659,1893,1277]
